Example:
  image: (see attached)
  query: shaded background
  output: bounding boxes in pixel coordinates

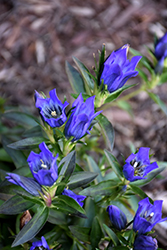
[1,0,167,247]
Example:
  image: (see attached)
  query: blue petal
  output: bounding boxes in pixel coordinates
[62,189,86,207]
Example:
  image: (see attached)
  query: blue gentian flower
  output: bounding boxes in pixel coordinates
[107,205,127,231]
[123,147,158,182]
[35,89,69,127]
[30,236,52,250]
[100,44,141,93]
[62,188,86,207]
[6,173,42,196]
[154,32,167,74]
[64,93,101,141]
[134,235,158,250]
[133,197,167,234]
[27,142,59,187]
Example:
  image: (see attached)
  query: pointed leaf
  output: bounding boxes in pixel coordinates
[79,180,121,197]
[1,136,27,168]
[90,216,103,249]
[103,224,119,246]
[68,171,98,189]
[147,92,167,116]
[23,125,43,138]
[57,151,76,194]
[0,195,34,214]
[12,205,49,247]
[104,150,123,179]
[65,61,86,94]
[8,137,49,150]
[3,111,38,128]
[129,184,149,200]
[96,114,114,151]
[104,84,136,103]
[133,164,165,187]
[48,209,67,225]
[53,195,86,215]
[69,225,90,243]
[86,156,103,184]
[73,57,94,93]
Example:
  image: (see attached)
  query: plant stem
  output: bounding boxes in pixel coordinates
[99,85,145,111]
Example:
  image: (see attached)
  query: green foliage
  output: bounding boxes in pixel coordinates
[0,40,167,250]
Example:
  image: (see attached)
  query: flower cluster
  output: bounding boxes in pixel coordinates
[6,142,86,207]
[107,197,167,249]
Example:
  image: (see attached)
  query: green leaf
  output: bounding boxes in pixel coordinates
[12,205,49,247]
[56,151,76,194]
[0,195,34,214]
[129,184,149,200]
[53,195,86,216]
[98,44,106,72]
[48,208,67,225]
[158,71,167,85]
[90,217,103,248]
[8,137,49,150]
[86,156,103,184]
[69,225,90,243]
[0,148,12,162]
[147,92,167,116]
[96,114,114,151]
[79,180,121,197]
[68,171,98,189]
[133,164,165,187]
[3,111,38,128]
[104,150,124,180]
[15,189,44,205]
[137,68,148,83]
[104,84,136,103]
[103,224,119,246]
[65,61,86,94]
[1,136,27,168]
[23,125,43,138]
[73,57,94,94]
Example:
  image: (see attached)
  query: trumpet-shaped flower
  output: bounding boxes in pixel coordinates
[62,188,86,207]
[154,32,167,73]
[6,173,42,196]
[27,142,58,187]
[64,93,101,141]
[123,147,158,182]
[100,44,141,93]
[35,89,69,127]
[134,235,158,250]
[133,197,167,234]
[107,205,127,231]
[30,236,52,250]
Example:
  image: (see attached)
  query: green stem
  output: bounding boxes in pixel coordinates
[99,85,145,111]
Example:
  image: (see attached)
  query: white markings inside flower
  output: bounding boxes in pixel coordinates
[130,159,146,177]
[51,110,57,117]
[143,211,154,222]
[40,159,47,169]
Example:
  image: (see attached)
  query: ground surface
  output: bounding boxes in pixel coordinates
[1,0,167,248]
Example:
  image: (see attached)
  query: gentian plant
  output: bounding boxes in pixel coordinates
[1,33,167,250]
